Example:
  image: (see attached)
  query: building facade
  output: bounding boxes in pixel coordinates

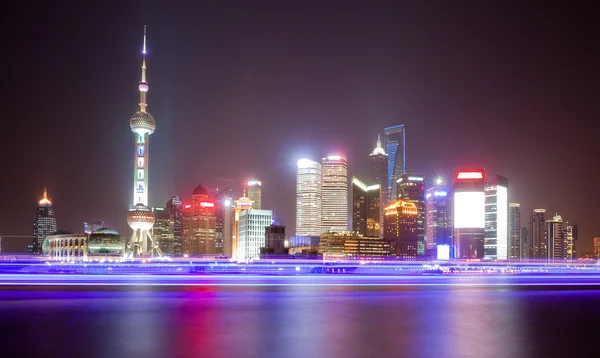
[397,174,425,256]
[321,155,348,233]
[384,125,406,201]
[425,185,452,252]
[296,158,322,236]
[182,185,217,256]
[32,189,57,255]
[370,134,389,212]
[508,203,521,261]
[351,177,381,237]
[153,207,174,255]
[594,237,600,259]
[484,175,508,260]
[384,200,419,259]
[261,225,288,258]
[319,232,390,260]
[246,180,262,210]
[238,209,273,260]
[83,221,104,235]
[166,196,183,256]
[546,215,563,262]
[520,227,530,259]
[531,209,546,259]
[453,170,486,259]
[564,223,578,261]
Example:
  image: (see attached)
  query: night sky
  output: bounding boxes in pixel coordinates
[1,1,598,252]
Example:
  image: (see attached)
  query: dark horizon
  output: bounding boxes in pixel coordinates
[1,1,598,252]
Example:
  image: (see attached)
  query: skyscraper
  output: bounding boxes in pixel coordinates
[296,158,322,236]
[321,155,348,233]
[351,177,381,237]
[166,196,183,256]
[564,223,578,260]
[546,215,563,262]
[484,175,508,260]
[233,192,254,260]
[531,209,546,259]
[397,174,425,256]
[32,188,57,254]
[453,170,486,259]
[425,184,452,252]
[214,188,233,256]
[182,185,217,255]
[246,180,262,210]
[520,227,530,259]
[383,200,419,258]
[370,134,388,211]
[238,209,273,260]
[508,203,521,261]
[153,207,174,255]
[384,125,406,201]
[127,26,160,258]
[594,237,600,259]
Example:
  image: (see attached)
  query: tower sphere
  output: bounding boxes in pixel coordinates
[127,203,155,231]
[130,111,155,134]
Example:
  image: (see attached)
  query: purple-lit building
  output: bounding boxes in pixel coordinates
[425,184,452,253]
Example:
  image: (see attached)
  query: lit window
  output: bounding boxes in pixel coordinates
[137,145,145,156]
[137,158,144,168]
[137,181,144,192]
[137,169,144,180]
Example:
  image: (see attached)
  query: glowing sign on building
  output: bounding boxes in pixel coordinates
[437,244,450,260]
[454,191,485,228]
[200,202,215,208]
[457,171,484,180]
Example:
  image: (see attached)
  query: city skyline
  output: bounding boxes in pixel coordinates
[0,2,598,252]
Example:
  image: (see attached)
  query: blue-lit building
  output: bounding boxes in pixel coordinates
[384,125,406,201]
[425,185,452,256]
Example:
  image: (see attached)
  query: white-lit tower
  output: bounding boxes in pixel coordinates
[127,26,161,258]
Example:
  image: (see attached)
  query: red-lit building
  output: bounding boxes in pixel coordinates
[182,185,217,255]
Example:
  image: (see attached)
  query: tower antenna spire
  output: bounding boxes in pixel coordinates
[139,25,149,112]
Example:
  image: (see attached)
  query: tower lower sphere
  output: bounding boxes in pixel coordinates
[127,204,161,257]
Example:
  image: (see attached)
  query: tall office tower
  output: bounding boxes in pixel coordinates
[397,174,426,256]
[508,203,521,261]
[351,178,381,237]
[127,26,160,258]
[425,185,452,254]
[32,188,57,254]
[296,158,322,236]
[384,125,406,201]
[233,192,254,260]
[484,175,509,260]
[321,155,348,233]
[166,196,183,256]
[237,209,273,260]
[214,188,233,256]
[520,227,530,259]
[153,207,174,255]
[182,185,217,255]
[370,135,389,211]
[453,170,486,259]
[594,237,600,259]
[546,215,564,262]
[384,200,419,258]
[261,225,288,258]
[246,180,262,210]
[531,209,546,259]
[564,223,578,260]
[83,221,104,235]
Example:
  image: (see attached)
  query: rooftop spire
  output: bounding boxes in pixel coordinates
[371,134,387,156]
[138,25,149,112]
[39,187,52,206]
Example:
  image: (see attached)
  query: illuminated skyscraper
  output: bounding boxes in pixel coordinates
[383,200,419,258]
[233,192,254,260]
[370,135,388,211]
[246,180,262,210]
[182,185,217,255]
[531,209,546,259]
[214,188,233,256]
[397,174,425,256]
[508,203,521,261]
[484,175,508,260]
[127,26,160,257]
[520,227,530,259]
[564,223,578,260]
[166,196,183,256]
[453,170,486,259]
[321,155,348,233]
[351,177,381,237]
[594,237,600,259]
[296,158,322,236]
[153,207,174,255]
[546,215,563,262]
[238,209,273,260]
[384,125,406,200]
[32,188,57,254]
[425,184,452,252]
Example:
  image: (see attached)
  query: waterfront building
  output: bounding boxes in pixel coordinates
[237,209,273,260]
[166,196,183,255]
[351,177,381,237]
[397,174,426,256]
[564,223,578,261]
[233,192,254,259]
[127,26,160,257]
[246,180,262,210]
[484,175,509,260]
[32,188,57,255]
[384,124,406,201]
[370,134,389,211]
[319,232,390,260]
[260,225,288,258]
[45,228,124,261]
[83,221,104,235]
[288,236,321,257]
[214,188,233,257]
[296,158,322,236]
[531,209,546,259]
[321,155,348,233]
[520,227,530,259]
[383,200,419,259]
[546,215,563,262]
[508,203,521,261]
[153,207,174,255]
[594,237,600,259]
[182,185,217,255]
[425,183,452,253]
[453,170,486,259]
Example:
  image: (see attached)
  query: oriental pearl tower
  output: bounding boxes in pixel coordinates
[127,26,162,258]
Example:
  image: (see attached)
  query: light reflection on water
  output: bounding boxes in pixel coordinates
[0,287,598,358]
